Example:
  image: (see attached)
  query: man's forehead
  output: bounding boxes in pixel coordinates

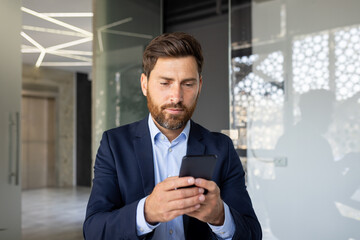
[152,57,198,72]
[145,56,201,80]
[155,56,197,63]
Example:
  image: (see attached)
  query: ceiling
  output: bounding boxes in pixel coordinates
[164,0,229,28]
[21,0,92,74]
[20,0,248,75]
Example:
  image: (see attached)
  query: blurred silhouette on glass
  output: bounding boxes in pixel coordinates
[268,89,360,240]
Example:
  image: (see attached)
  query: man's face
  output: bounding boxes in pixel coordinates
[141,56,202,130]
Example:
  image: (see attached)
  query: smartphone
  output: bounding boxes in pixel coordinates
[179,154,217,180]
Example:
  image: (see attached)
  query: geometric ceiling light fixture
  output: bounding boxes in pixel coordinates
[20,31,46,67]
[21,6,93,69]
[46,37,92,52]
[21,45,92,56]
[22,25,88,37]
[48,51,92,62]
[40,12,93,18]
[21,32,93,66]
[41,62,92,67]
[21,7,92,37]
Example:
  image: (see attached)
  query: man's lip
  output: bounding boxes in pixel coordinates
[164,108,184,113]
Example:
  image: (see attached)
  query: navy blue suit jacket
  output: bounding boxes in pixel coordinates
[84,118,261,240]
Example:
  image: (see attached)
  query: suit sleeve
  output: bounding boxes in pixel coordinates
[219,136,262,240]
[83,132,152,240]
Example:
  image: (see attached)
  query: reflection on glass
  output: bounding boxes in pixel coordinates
[335,202,360,221]
[231,1,360,239]
[272,89,340,239]
[292,32,329,93]
[334,25,360,101]
[256,51,284,83]
[93,0,161,150]
[230,52,284,150]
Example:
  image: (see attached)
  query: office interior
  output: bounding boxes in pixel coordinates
[1,0,359,239]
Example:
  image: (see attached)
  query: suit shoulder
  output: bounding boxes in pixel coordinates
[191,121,233,143]
[104,119,144,137]
[208,131,233,145]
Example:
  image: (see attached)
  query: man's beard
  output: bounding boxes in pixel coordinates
[147,91,198,130]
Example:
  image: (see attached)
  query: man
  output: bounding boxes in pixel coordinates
[84,32,261,240]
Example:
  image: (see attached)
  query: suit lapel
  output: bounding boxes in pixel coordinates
[133,118,155,196]
[186,120,206,156]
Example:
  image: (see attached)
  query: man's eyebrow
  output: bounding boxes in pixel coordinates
[159,76,173,81]
[158,76,198,82]
[182,78,197,82]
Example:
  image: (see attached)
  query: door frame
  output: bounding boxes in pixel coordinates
[22,88,59,188]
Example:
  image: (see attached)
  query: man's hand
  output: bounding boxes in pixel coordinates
[144,176,205,224]
[186,178,225,226]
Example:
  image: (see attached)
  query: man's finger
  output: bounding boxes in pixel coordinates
[169,202,202,217]
[170,187,204,200]
[168,194,205,211]
[194,178,218,193]
[162,176,196,191]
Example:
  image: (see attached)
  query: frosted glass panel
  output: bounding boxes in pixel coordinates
[93,0,161,151]
[230,0,360,239]
[0,0,22,239]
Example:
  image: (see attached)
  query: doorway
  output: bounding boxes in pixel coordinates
[21,94,56,189]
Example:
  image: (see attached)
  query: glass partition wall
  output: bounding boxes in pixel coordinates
[230,0,360,239]
[93,0,161,154]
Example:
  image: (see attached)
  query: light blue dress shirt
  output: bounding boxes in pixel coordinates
[136,115,235,239]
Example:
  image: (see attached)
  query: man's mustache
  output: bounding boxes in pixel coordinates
[161,103,186,110]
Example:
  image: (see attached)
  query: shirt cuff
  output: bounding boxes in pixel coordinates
[207,202,235,239]
[136,196,160,236]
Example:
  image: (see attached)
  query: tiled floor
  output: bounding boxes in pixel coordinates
[22,187,91,240]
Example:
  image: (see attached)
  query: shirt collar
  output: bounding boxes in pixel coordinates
[148,114,190,144]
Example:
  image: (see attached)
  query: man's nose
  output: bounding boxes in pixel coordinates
[170,84,183,103]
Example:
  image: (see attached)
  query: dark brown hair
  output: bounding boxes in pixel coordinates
[142,32,203,77]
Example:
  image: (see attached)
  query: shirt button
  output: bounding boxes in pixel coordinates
[140,227,144,232]
[169,229,173,235]
[169,148,172,152]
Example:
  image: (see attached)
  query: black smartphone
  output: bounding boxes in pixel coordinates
[179,154,217,180]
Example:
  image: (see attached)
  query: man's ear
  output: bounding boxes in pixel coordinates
[140,73,148,96]
[198,75,203,95]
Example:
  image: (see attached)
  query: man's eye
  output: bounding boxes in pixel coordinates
[160,82,169,85]
[184,83,195,87]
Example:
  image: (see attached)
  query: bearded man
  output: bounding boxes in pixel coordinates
[84,32,261,240]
